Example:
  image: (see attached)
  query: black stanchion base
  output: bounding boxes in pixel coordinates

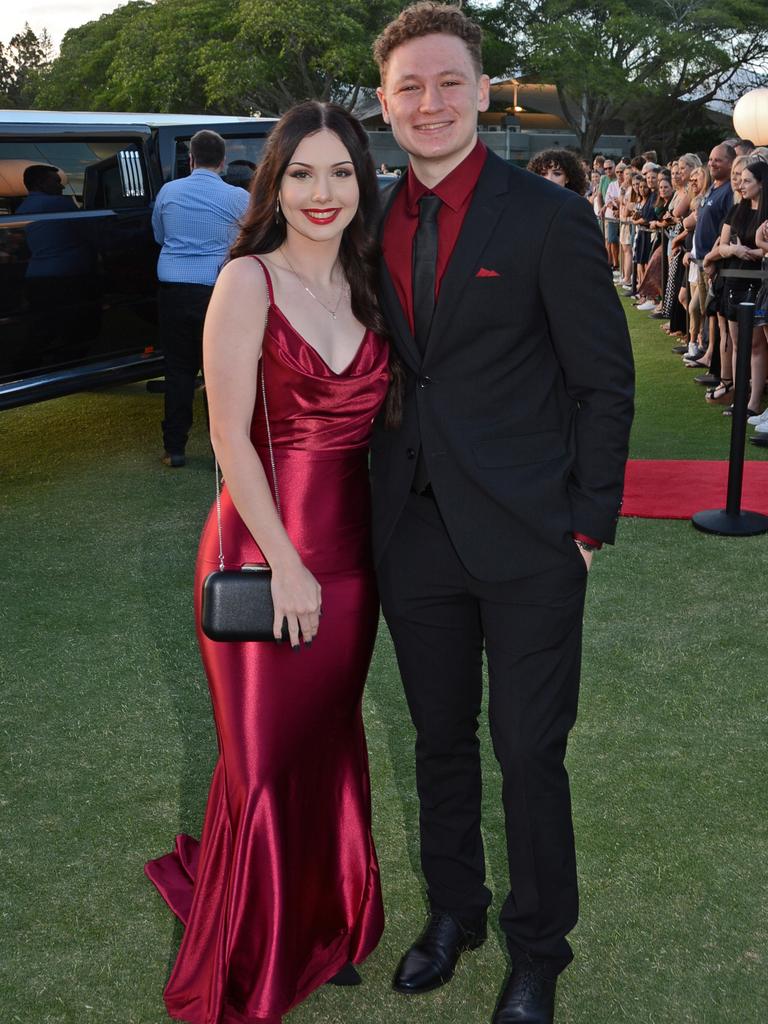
[692,508,768,536]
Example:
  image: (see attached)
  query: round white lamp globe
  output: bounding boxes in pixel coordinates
[733,88,768,145]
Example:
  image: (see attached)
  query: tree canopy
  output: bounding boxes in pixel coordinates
[31,0,404,116]
[26,0,517,117]
[0,24,52,108]
[507,0,768,154]
[13,0,768,155]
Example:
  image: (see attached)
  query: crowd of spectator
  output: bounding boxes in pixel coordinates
[528,142,768,444]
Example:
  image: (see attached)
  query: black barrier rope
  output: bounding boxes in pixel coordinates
[691,266,768,537]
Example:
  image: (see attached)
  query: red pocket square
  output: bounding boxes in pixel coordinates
[476,267,501,278]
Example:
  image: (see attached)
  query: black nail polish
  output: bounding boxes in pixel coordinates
[292,644,300,651]
[305,641,312,649]
[275,638,283,645]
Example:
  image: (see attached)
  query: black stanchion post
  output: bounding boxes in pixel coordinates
[692,301,768,536]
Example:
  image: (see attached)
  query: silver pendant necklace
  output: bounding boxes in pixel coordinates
[279,247,345,320]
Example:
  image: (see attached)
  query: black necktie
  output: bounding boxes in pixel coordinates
[412,193,442,354]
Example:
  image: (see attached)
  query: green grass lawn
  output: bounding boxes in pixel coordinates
[2,296,766,1024]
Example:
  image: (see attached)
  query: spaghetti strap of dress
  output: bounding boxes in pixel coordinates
[249,254,275,304]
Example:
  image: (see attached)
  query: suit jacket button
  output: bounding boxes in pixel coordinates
[406,447,416,459]
[418,375,432,388]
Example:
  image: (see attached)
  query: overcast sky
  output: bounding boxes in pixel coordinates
[0,2,125,52]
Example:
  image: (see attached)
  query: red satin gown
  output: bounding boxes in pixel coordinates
[146,257,388,1024]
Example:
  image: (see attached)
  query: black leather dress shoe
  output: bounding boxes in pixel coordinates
[492,960,556,1023]
[392,912,486,994]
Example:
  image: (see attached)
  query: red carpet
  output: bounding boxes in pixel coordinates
[621,459,768,519]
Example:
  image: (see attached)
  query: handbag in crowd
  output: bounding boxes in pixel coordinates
[201,307,287,642]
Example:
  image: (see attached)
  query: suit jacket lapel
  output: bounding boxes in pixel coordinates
[380,259,421,370]
[378,175,422,371]
[423,153,510,360]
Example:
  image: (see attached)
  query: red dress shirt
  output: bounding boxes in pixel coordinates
[381,140,602,551]
[382,139,487,334]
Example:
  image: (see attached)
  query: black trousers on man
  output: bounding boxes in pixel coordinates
[158,282,213,455]
[377,491,587,975]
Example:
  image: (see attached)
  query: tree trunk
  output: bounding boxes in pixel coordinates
[556,84,607,158]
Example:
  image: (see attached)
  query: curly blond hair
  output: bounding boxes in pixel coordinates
[373,2,483,80]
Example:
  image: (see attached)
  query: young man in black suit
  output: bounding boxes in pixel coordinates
[370,4,634,1022]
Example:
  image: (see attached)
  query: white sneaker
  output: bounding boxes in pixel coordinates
[636,300,656,311]
[755,419,768,434]
[747,408,768,426]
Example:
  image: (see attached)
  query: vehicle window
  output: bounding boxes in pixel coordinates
[174,135,267,190]
[0,139,147,214]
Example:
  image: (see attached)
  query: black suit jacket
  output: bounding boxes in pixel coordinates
[370,150,635,582]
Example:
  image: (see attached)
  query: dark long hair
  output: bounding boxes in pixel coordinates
[732,159,768,239]
[230,101,386,340]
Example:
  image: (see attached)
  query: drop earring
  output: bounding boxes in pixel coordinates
[275,196,281,223]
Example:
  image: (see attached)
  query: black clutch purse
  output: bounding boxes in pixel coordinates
[201,301,286,643]
[201,565,282,642]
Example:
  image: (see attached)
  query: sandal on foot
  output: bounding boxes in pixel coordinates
[705,379,734,403]
[683,358,711,369]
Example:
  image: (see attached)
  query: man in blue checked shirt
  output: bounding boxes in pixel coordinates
[152,129,250,467]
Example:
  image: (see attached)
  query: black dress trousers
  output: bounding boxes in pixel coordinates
[157,282,213,455]
[377,490,587,973]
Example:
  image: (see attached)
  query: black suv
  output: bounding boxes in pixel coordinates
[0,110,276,410]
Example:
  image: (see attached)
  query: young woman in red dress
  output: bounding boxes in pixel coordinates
[146,102,388,1024]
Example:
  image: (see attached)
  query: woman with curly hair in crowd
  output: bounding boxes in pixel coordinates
[527,148,588,195]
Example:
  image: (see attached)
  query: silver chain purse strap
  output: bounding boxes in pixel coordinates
[213,277,281,572]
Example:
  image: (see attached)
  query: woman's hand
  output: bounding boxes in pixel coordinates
[270,559,322,647]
